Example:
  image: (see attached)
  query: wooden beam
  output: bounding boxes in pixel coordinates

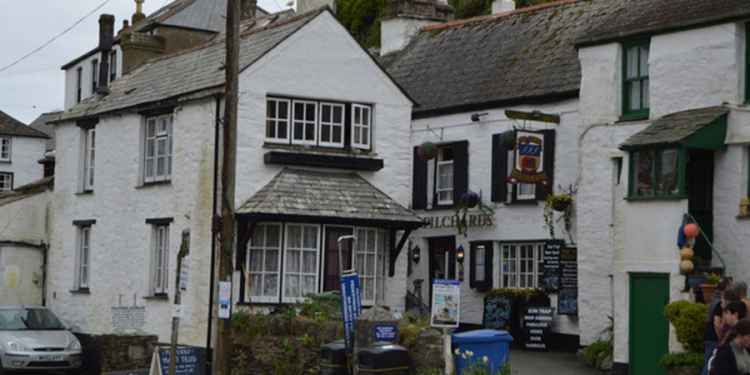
[389,228,413,277]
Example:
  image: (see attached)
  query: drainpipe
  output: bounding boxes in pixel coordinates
[206,94,222,374]
[41,242,48,306]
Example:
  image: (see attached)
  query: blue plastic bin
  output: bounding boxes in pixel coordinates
[452,329,513,374]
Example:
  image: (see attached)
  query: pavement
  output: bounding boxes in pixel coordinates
[509,350,601,374]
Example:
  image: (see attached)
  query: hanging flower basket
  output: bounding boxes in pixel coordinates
[417,142,437,161]
[460,191,481,208]
[548,194,573,212]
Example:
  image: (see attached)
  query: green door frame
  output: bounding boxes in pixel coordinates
[629,272,670,375]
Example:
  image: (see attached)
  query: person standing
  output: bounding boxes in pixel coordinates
[704,279,734,375]
[709,319,750,375]
[718,301,748,344]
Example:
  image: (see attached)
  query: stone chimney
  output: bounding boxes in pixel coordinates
[132,0,146,25]
[492,0,515,13]
[118,20,131,36]
[297,0,337,14]
[97,14,115,94]
[380,0,454,55]
[241,0,258,20]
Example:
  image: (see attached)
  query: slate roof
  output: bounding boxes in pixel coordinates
[621,106,729,148]
[0,177,53,207]
[0,111,49,139]
[237,168,425,227]
[29,111,62,151]
[576,0,750,47]
[56,9,322,123]
[381,0,621,117]
[137,0,271,33]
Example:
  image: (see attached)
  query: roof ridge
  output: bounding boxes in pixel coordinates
[422,0,580,32]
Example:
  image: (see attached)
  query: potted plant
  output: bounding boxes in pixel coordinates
[700,273,721,304]
[546,193,573,212]
[543,193,574,238]
[659,352,704,375]
[660,301,708,375]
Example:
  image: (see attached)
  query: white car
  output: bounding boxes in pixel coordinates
[0,306,82,374]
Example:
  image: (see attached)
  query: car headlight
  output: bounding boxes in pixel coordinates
[67,338,81,351]
[7,341,28,352]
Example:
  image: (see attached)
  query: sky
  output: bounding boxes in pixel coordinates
[0,0,289,124]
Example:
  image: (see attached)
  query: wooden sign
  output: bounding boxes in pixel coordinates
[523,306,554,350]
[542,240,563,292]
[483,294,513,330]
[558,247,578,315]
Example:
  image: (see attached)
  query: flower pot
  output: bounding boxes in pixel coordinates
[666,366,700,375]
[700,283,717,304]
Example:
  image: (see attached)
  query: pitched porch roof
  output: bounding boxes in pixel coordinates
[620,106,729,150]
[236,168,425,229]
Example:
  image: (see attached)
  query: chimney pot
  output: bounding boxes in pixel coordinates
[98,14,115,94]
[132,0,146,25]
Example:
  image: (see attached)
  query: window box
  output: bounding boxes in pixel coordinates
[622,40,650,119]
[627,147,686,199]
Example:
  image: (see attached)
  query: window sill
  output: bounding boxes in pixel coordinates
[0,160,10,164]
[136,180,172,189]
[70,288,90,295]
[263,142,375,157]
[618,112,650,123]
[75,190,94,196]
[143,294,169,301]
[625,194,687,201]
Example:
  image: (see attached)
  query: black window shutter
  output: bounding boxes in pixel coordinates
[469,241,493,290]
[413,146,428,209]
[452,140,469,206]
[536,130,556,200]
[491,133,509,202]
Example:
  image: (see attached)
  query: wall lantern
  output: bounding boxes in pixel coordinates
[412,245,421,264]
[456,245,465,264]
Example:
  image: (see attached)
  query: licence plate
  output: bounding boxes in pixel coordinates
[39,355,64,361]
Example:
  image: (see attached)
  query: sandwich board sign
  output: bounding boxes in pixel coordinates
[149,345,205,375]
[430,279,460,328]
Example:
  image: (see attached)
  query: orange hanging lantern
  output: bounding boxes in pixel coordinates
[683,223,700,239]
[680,246,694,260]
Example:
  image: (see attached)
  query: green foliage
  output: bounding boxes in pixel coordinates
[659,352,704,369]
[583,340,612,368]
[399,313,432,349]
[336,0,385,48]
[664,300,708,353]
[705,273,721,285]
[486,288,544,299]
[454,348,512,375]
[448,0,492,18]
[298,291,342,322]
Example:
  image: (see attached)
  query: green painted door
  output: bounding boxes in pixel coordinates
[630,273,669,375]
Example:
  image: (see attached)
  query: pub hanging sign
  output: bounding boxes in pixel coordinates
[509,131,547,185]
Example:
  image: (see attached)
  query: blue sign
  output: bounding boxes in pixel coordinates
[340,272,362,352]
[373,323,399,342]
[158,346,205,375]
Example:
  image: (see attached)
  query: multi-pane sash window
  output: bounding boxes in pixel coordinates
[266,98,290,143]
[292,100,317,145]
[151,224,169,295]
[109,50,117,82]
[623,41,650,117]
[91,59,99,94]
[76,67,83,103]
[77,225,91,289]
[319,102,345,147]
[355,228,381,306]
[630,148,681,198]
[352,104,371,149]
[0,137,10,162]
[0,173,12,192]
[499,243,544,288]
[474,246,486,283]
[283,224,319,302]
[436,148,454,205]
[247,224,281,303]
[144,114,173,183]
[83,128,95,191]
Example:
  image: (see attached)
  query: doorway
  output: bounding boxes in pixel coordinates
[629,273,669,375]
[686,149,714,263]
[428,236,456,305]
[323,226,353,292]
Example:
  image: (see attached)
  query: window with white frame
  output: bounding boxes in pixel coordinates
[150,224,170,295]
[292,100,317,145]
[355,228,381,305]
[247,224,281,303]
[82,128,95,191]
[436,148,454,205]
[91,59,99,94]
[319,102,345,147]
[283,224,319,302]
[144,114,173,183]
[499,243,544,289]
[352,104,371,149]
[0,173,12,192]
[76,225,92,289]
[0,137,10,162]
[266,98,290,143]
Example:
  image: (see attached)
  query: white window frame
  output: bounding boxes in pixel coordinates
[83,128,95,191]
[0,137,10,162]
[355,228,380,306]
[351,104,372,149]
[318,102,345,148]
[282,224,320,303]
[246,223,282,303]
[143,114,173,183]
[150,224,170,295]
[474,245,486,283]
[76,226,91,289]
[291,100,318,146]
[498,242,544,289]
[436,149,454,205]
[0,172,13,192]
[265,98,291,144]
[76,67,82,103]
[91,59,99,94]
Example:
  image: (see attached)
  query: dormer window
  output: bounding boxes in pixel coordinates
[622,40,650,119]
[109,50,117,82]
[76,67,83,103]
[91,59,99,94]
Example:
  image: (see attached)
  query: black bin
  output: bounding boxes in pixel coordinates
[320,340,349,375]
[356,344,411,375]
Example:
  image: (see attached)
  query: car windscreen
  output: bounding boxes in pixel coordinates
[0,308,66,330]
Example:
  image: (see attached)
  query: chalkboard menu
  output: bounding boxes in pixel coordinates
[151,346,206,375]
[523,306,554,350]
[483,294,513,330]
[558,247,578,315]
[542,240,563,292]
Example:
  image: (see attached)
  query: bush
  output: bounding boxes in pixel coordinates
[582,340,612,368]
[659,352,704,369]
[664,301,708,353]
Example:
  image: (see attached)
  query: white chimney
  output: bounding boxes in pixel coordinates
[296,0,336,14]
[380,0,454,55]
[492,0,515,13]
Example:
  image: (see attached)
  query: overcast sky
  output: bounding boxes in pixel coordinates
[0,0,288,124]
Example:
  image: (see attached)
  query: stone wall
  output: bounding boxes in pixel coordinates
[76,333,158,374]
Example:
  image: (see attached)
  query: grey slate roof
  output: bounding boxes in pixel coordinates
[56,9,322,123]
[381,0,621,117]
[0,111,49,139]
[237,168,425,227]
[621,106,729,148]
[29,111,62,151]
[576,0,750,46]
[138,0,271,33]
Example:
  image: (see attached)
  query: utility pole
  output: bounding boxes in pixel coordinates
[215,0,240,373]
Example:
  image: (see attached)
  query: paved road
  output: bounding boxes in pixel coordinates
[509,350,601,374]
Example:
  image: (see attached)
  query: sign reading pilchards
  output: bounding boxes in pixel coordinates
[509,131,547,184]
[523,307,554,351]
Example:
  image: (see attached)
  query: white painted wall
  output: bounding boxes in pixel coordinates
[63,45,120,111]
[407,99,581,335]
[0,245,44,306]
[0,136,47,189]
[381,18,438,55]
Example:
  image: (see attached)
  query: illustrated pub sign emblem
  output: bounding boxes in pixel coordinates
[510,130,547,184]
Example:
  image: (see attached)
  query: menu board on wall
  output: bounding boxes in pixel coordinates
[542,240,563,292]
[558,247,578,315]
[523,306,554,350]
[483,294,513,330]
